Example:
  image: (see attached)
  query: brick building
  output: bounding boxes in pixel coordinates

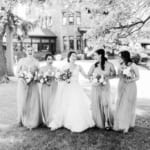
[34,0,92,54]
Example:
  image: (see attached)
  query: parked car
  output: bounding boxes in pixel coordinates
[131,51,150,65]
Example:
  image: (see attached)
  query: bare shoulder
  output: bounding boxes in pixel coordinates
[131,63,138,70]
[39,66,46,71]
[17,57,26,65]
[33,58,39,63]
[107,61,113,66]
[106,61,114,69]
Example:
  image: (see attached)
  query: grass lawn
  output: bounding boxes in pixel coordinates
[0,119,150,150]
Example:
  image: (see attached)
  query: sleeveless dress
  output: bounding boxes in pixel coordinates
[39,66,58,126]
[114,63,138,131]
[17,57,42,129]
[90,63,113,128]
[49,65,95,132]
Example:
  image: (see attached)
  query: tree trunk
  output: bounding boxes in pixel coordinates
[0,35,7,79]
[6,27,14,76]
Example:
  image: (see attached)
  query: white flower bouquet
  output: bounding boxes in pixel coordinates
[122,66,135,80]
[18,71,36,85]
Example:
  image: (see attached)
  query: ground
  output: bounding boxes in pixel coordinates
[0,60,150,150]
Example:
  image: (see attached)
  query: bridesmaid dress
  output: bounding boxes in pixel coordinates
[16,57,42,129]
[39,66,58,126]
[89,62,115,129]
[114,63,139,132]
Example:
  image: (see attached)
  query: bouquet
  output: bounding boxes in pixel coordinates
[122,66,135,80]
[18,71,36,85]
[91,73,107,86]
[56,69,72,83]
[38,70,55,86]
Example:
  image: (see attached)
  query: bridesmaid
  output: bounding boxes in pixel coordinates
[16,45,42,129]
[39,53,57,126]
[114,51,139,133]
[88,49,116,129]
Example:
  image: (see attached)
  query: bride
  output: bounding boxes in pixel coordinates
[49,51,94,132]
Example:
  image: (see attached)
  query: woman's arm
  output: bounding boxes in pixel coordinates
[108,62,116,79]
[79,65,88,79]
[87,65,95,79]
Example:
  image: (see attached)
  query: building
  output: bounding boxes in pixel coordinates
[24,28,57,55]
[33,0,92,54]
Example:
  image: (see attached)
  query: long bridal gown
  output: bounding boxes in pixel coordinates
[49,65,95,132]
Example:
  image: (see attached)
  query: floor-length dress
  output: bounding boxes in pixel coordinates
[90,63,114,128]
[40,66,57,126]
[17,58,42,129]
[49,65,95,132]
[114,63,138,131]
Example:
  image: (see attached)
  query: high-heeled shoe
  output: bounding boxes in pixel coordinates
[123,129,128,134]
[105,122,110,130]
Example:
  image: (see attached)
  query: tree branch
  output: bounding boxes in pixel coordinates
[111,15,150,30]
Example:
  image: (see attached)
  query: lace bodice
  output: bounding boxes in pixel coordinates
[70,65,80,82]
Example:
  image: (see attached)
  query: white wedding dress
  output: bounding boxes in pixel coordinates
[49,65,95,132]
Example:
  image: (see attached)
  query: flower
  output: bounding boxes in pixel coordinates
[18,70,35,85]
[38,70,55,86]
[122,67,134,79]
[40,78,44,84]
[91,74,106,86]
[56,69,72,83]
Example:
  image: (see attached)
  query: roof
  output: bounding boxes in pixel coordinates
[28,28,57,37]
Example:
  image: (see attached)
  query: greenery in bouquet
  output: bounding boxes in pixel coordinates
[38,70,55,86]
[56,69,72,83]
[91,74,107,86]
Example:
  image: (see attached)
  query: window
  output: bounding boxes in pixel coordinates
[47,16,52,27]
[39,16,52,28]
[68,13,74,25]
[62,13,67,25]
[77,36,81,50]
[69,36,74,50]
[63,36,68,51]
[76,12,81,25]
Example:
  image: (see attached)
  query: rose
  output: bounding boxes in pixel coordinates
[55,71,61,78]
[40,78,44,84]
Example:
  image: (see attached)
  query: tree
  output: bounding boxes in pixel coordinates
[74,0,150,50]
[0,0,34,80]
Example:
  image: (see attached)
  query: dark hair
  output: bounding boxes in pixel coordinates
[26,45,32,49]
[45,53,54,60]
[94,49,107,70]
[67,51,76,62]
[120,51,132,66]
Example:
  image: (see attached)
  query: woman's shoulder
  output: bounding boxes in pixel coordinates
[106,61,113,67]
[39,66,47,71]
[33,57,39,63]
[17,57,26,65]
[131,62,138,70]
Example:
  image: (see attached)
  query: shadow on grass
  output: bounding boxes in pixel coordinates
[136,98,150,119]
[0,122,150,150]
